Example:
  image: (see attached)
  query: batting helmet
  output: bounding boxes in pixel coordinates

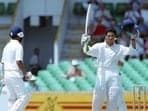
[9,26,24,38]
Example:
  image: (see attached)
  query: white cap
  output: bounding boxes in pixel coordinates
[72,59,79,66]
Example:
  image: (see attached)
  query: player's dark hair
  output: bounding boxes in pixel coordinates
[105,29,117,36]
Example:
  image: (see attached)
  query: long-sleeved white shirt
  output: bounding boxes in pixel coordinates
[86,42,136,73]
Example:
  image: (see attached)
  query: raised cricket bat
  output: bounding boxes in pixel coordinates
[85,3,95,35]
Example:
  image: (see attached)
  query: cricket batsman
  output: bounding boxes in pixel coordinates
[1,26,33,111]
[81,2,137,111]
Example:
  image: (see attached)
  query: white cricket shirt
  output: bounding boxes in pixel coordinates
[86,42,136,73]
[1,40,24,78]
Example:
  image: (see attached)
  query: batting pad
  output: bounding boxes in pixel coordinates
[10,94,31,111]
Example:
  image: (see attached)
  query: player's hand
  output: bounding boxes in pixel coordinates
[81,33,91,46]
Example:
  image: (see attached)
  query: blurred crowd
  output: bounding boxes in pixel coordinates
[80,0,148,60]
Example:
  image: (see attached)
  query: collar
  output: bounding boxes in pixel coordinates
[10,39,20,43]
[104,42,115,48]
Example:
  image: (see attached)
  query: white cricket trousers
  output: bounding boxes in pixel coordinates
[5,77,30,111]
[92,69,121,111]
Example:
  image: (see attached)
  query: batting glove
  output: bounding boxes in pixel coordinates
[81,33,91,53]
[81,33,91,46]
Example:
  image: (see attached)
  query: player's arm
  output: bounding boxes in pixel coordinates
[130,35,136,49]
[81,34,100,58]
[81,2,96,54]
[16,60,27,76]
[17,61,33,80]
[120,38,137,57]
[127,34,137,55]
[16,45,32,80]
[16,45,27,76]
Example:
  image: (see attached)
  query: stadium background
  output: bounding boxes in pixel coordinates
[0,0,148,110]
